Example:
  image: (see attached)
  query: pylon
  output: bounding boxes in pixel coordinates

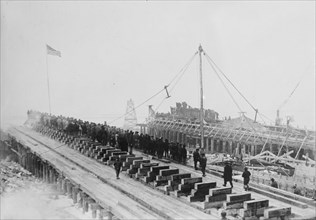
[123,99,137,130]
[146,105,156,123]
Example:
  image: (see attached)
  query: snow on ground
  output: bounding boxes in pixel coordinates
[0,160,96,220]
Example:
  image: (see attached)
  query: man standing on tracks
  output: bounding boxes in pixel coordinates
[193,148,200,170]
[223,161,233,188]
[114,158,123,179]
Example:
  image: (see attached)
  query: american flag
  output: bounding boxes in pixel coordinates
[46,44,61,57]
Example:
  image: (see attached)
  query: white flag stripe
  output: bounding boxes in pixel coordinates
[47,44,61,57]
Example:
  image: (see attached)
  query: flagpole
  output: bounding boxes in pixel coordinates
[46,51,52,115]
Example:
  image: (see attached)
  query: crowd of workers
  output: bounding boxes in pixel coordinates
[28,110,308,194]
[26,110,255,188]
[28,110,189,164]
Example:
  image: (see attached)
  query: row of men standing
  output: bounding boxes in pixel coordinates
[36,111,188,163]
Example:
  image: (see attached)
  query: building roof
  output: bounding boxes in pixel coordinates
[220,115,267,132]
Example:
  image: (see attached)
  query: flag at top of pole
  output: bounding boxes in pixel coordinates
[46,44,61,57]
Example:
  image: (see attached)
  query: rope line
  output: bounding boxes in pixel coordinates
[259,112,275,124]
[108,51,198,125]
[204,53,258,113]
[203,52,266,144]
[167,51,198,88]
[278,62,312,110]
[155,52,198,113]
[154,97,167,112]
[204,55,243,111]
[169,52,198,92]
[257,113,267,125]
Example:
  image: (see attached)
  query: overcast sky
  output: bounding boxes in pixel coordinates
[1,1,315,129]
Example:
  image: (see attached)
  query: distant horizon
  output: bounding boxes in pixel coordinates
[2,102,314,133]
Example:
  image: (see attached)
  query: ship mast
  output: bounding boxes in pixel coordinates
[199,45,204,149]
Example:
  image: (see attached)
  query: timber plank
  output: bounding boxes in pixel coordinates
[175,177,203,197]
[263,207,291,219]
[188,182,217,202]
[164,173,191,192]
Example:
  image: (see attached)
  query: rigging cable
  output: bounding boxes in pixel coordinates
[154,98,167,112]
[108,51,198,125]
[204,53,243,111]
[203,52,266,144]
[258,112,275,125]
[257,113,267,125]
[155,52,198,112]
[167,51,198,88]
[278,62,312,110]
[204,52,258,113]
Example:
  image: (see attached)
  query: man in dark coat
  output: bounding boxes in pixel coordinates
[113,158,123,179]
[120,133,128,152]
[293,184,302,195]
[91,124,97,141]
[242,167,251,191]
[182,145,187,165]
[177,143,183,163]
[163,139,169,158]
[193,148,200,170]
[270,178,278,188]
[223,162,233,188]
[139,133,144,151]
[170,142,177,160]
[157,137,164,159]
[200,153,207,177]
[127,131,135,154]
[134,132,140,149]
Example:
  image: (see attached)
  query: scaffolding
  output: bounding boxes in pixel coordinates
[123,99,137,131]
[148,117,315,151]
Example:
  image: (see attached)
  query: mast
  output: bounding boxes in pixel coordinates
[199,45,204,149]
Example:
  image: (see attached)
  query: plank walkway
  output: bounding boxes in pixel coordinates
[8,126,216,220]
[7,128,160,219]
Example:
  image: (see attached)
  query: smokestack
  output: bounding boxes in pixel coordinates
[275,110,281,126]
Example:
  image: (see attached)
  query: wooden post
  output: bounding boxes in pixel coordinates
[108,207,113,220]
[72,187,79,204]
[223,141,227,153]
[211,139,214,153]
[98,208,104,220]
[206,138,209,153]
[229,141,233,155]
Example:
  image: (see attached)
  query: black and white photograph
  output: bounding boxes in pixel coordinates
[0,1,315,219]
